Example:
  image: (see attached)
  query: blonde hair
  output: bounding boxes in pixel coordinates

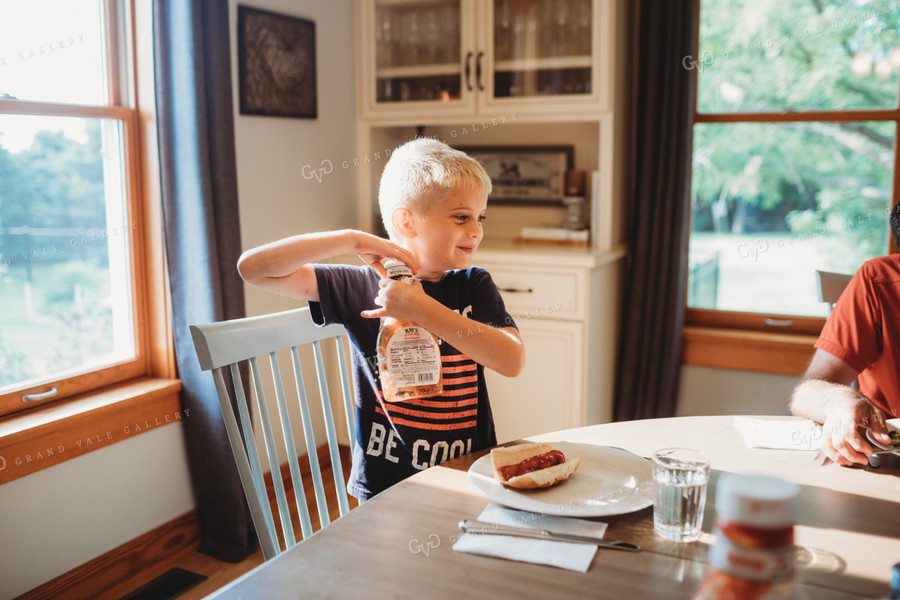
[378,138,492,241]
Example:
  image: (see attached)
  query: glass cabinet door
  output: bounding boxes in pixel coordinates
[373,0,464,105]
[491,0,594,99]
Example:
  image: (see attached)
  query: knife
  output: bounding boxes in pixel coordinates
[458,519,640,552]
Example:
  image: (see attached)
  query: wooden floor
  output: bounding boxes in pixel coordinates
[99,449,357,600]
[101,541,267,600]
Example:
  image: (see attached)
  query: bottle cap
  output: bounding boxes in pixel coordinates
[715,474,799,528]
[382,258,413,281]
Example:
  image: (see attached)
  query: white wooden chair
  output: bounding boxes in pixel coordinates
[815,270,853,316]
[814,269,860,394]
[190,307,357,560]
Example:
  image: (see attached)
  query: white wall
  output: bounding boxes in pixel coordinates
[234,0,358,320]
[676,365,800,417]
[0,426,194,600]
[0,3,357,598]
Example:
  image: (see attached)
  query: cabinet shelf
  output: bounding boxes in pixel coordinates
[375,63,461,78]
[375,0,454,7]
[494,55,593,73]
[375,56,593,81]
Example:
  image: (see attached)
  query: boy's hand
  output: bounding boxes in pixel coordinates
[360,278,436,321]
[352,231,419,277]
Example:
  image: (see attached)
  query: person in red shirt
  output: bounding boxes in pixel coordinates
[791,203,900,466]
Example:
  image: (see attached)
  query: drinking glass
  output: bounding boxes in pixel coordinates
[495,0,512,61]
[651,448,710,542]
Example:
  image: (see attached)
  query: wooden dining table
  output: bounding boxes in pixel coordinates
[203,416,900,599]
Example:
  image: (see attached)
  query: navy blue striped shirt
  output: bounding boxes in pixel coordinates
[309,264,516,500]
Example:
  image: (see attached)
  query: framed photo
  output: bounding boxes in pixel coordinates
[237,6,317,119]
[457,146,574,205]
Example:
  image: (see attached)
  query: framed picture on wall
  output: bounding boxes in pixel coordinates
[237,6,317,119]
[456,145,574,205]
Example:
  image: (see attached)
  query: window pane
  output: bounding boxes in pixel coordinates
[0,115,134,391]
[0,0,108,105]
[697,0,900,113]
[688,121,894,316]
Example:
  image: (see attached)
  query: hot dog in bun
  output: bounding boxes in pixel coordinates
[490,442,581,489]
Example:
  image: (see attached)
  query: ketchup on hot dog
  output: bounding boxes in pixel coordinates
[498,450,566,481]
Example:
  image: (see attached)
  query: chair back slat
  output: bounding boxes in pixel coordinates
[335,334,358,456]
[189,307,355,561]
[211,368,280,559]
[267,352,314,541]
[816,270,853,315]
[228,363,278,540]
[289,345,332,529]
[249,356,296,548]
[313,339,351,517]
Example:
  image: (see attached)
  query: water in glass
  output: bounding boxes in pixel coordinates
[652,448,710,543]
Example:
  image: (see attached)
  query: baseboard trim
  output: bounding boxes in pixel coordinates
[15,443,351,600]
[14,510,200,600]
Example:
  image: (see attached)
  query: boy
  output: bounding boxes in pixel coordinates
[237,138,525,500]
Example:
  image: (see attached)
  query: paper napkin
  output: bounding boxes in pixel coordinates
[732,416,824,451]
[452,504,608,572]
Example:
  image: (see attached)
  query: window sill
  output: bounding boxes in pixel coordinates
[0,378,182,485]
[682,326,817,376]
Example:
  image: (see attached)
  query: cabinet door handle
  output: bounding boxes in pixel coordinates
[498,286,534,294]
[465,51,474,91]
[476,51,484,91]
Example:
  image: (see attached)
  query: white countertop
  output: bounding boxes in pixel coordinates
[475,240,627,269]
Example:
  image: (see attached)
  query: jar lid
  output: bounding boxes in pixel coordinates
[715,474,799,528]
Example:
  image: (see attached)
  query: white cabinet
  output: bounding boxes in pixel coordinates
[353,0,633,251]
[355,0,612,121]
[351,1,634,442]
[487,317,584,443]
[477,245,625,442]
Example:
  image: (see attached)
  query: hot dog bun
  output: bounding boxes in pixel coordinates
[490,442,581,490]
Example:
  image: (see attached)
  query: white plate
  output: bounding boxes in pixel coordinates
[467,442,654,517]
[866,426,900,455]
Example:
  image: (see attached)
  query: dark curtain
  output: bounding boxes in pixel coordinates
[614,0,697,421]
[154,0,255,561]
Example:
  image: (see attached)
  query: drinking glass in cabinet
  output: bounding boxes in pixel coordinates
[374,0,462,103]
[494,0,591,60]
[492,0,593,98]
[375,10,392,68]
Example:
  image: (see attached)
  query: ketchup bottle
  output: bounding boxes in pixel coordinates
[691,474,810,600]
[376,259,443,402]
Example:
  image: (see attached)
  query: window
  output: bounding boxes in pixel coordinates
[686,0,899,354]
[0,0,149,416]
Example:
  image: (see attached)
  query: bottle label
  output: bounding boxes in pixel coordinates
[385,326,441,387]
[709,531,796,582]
[385,262,413,284]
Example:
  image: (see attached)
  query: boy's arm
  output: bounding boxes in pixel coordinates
[237,229,419,301]
[361,280,525,377]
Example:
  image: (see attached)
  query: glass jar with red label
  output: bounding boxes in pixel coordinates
[691,474,810,600]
